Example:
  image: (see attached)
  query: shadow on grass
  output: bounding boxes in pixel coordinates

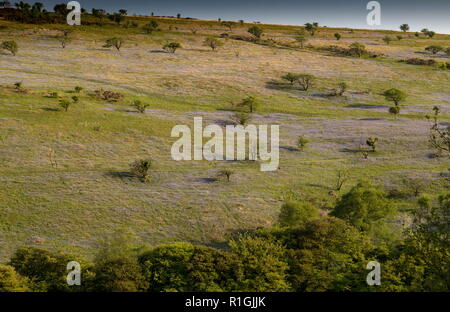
[265,80,294,91]
[105,171,134,180]
[346,103,387,109]
[195,177,218,184]
[41,107,59,112]
[280,146,300,152]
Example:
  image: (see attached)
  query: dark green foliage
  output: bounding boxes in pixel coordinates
[103,37,123,51]
[383,88,407,106]
[229,235,291,291]
[237,96,259,113]
[203,37,223,51]
[247,26,263,39]
[142,20,158,34]
[425,45,443,54]
[334,33,342,40]
[279,201,319,228]
[139,242,195,292]
[9,247,78,291]
[400,24,409,32]
[163,42,181,53]
[331,181,395,232]
[1,40,18,55]
[0,265,29,292]
[130,159,152,181]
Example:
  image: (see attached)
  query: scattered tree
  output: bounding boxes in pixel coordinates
[1,40,18,55]
[304,23,318,36]
[334,33,342,40]
[425,45,443,54]
[383,88,407,106]
[218,169,234,182]
[297,135,309,151]
[281,73,300,85]
[426,106,450,154]
[400,24,410,32]
[231,112,251,126]
[335,169,350,191]
[237,96,259,113]
[103,38,123,51]
[142,20,158,34]
[163,42,181,53]
[383,36,393,45]
[203,37,223,51]
[59,99,71,112]
[247,26,263,39]
[366,137,378,152]
[296,74,315,91]
[130,159,152,181]
[132,100,149,114]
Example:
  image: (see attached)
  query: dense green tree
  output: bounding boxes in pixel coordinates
[247,26,263,39]
[229,235,291,291]
[9,247,79,291]
[0,265,29,292]
[279,201,319,228]
[383,88,407,106]
[400,24,410,32]
[139,242,195,292]
[331,181,396,232]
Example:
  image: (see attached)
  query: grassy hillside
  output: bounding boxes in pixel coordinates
[0,15,449,261]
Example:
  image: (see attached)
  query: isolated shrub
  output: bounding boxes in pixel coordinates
[425,45,443,54]
[296,74,315,91]
[130,159,152,181]
[221,21,235,31]
[396,35,403,41]
[0,265,29,292]
[203,37,223,51]
[14,81,22,89]
[334,33,341,40]
[279,201,319,227]
[366,137,378,152]
[336,82,348,96]
[231,112,251,126]
[163,42,181,53]
[132,100,149,114]
[389,105,400,116]
[108,13,124,25]
[382,36,393,45]
[74,86,83,93]
[281,73,300,85]
[304,22,318,36]
[247,26,263,39]
[237,96,259,113]
[383,88,407,106]
[142,20,158,34]
[94,89,124,102]
[218,169,234,182]
[57,36,71,48]
[348,42,366,57]
[59,99,71,112]
[1,40,18,55]
[297,135,309,151]
[400,24,410,32]
[103,37,123,51]
[405,58,436,66]
[426,106,450,154]
[71,96,79,103]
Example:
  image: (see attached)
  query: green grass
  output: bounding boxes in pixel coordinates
[0,16,449,261]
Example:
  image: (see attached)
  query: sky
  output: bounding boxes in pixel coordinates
[33,0,450,34]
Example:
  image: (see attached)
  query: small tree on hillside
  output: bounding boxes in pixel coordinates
[59,99,71,112]
[103,38,123,51]
[383,88,407,106]
[281,73,300,85]
[108,13,124,25]
[1,40,18,55]
[221,21,235,31]
[400,24,410,32]
[218,169,234,182]
[383,36,393,45]
[366,137,378,152]
[130,159,152,181]
[279,201,319,227]
[297,135,309,151]
[163,42,181,53]
[296,74,315,91]
[425,45,443,54]
[336,82,348,96]
[247,26,263,39]
[426,106,450,154]
[203,37,223,51]
[231,112,251,126]
[142,20,159,34]
[304,22,318,36]
[237,96,259,113]
[348,42,366,57]
[334,33,342,40]
[132,100,149,114]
